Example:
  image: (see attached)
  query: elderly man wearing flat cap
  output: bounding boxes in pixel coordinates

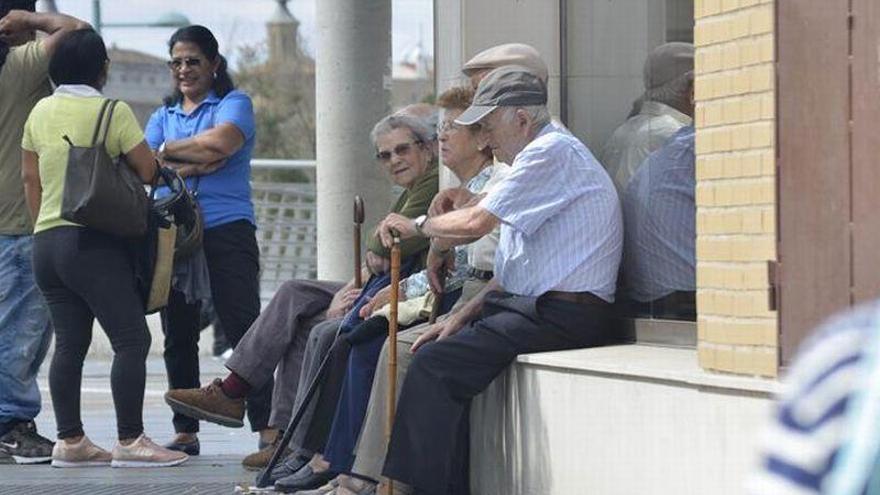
[601,42,694,194]
[461,42,549,88]
[377,65,623,494]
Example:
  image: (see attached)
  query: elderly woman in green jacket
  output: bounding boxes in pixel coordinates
[162,109,439,472]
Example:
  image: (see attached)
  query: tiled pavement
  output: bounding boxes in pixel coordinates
[0,357,267,494]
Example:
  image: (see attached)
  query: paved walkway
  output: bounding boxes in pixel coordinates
[0,357,267,494]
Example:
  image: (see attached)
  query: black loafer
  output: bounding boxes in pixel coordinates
[275,468,338,493]
[264,452,312,485]
[163,437,200,456]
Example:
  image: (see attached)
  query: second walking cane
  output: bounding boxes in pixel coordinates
[385,233,401,495]
[353,196,364,289]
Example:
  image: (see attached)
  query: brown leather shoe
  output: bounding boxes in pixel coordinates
[164,378,245,428]
[241,437,290,471]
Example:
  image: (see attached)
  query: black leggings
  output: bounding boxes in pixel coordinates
[33,227,150,441]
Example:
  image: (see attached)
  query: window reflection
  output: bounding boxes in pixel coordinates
[568,0,696,322]
[608,41,695,320]
[619,125,696,321]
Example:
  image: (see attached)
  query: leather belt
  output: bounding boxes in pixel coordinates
[466,267,494,281]
[542,290,609,306]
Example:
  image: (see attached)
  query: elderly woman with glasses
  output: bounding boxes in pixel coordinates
[160,106,439,472]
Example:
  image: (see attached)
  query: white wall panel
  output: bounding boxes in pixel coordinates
[471,346,773,495]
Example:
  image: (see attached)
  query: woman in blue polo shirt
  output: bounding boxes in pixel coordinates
[144,25,271,458]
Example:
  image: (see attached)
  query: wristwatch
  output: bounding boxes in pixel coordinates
[413,215,428,237]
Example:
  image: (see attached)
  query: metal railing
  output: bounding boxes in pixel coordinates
[251,159,317,301]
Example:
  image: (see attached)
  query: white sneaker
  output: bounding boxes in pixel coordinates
[111,434,188,468]
[51,435,112,468]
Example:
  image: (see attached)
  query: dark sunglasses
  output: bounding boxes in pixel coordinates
[375,140,422,162]
[167,57,203,71]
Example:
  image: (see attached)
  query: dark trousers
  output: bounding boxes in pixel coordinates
[33,227,151,440]
[299,329,351,454]
[324,327,386,472]
[325,290,461,473]
[383,291,613,495]
[161,220,270,433]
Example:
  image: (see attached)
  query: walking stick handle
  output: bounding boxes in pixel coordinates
[353,196,365,288]
[386,233,401,495]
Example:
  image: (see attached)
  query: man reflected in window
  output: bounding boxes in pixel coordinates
[621,124,696,320]
[601,42,694,195]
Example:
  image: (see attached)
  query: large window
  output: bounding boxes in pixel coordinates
[564,1,696,330]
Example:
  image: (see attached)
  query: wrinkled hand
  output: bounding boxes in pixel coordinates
[359,285,389,318]
[426,246,453,294]
[0,10,34,42]
[326,288,362,319]
[428,188,476,217]
[358,282,407,318]
[411,315,464,353]
[365,251,390,276]
[378,213,419,248]
[460,192,486,209]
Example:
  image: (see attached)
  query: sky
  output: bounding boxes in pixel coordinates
[48,0,433,68]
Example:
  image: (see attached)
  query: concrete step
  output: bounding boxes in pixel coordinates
[471,344,778,495]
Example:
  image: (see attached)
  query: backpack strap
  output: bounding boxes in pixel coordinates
[89,99,114,147]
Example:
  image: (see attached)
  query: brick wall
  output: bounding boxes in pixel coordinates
[693,0,778,377]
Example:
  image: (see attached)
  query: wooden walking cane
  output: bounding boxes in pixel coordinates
[386,233,401,495]
[354,196,365,289]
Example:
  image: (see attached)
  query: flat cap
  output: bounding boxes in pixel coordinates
[643,42,694,89]
[462,43,549,83]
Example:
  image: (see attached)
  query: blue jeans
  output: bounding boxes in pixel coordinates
[0,234,52,428]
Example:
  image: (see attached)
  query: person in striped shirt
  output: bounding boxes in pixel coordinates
[748,301,880,495]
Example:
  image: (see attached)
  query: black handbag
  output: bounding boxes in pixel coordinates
[172,176,203,261]
[60,99,148,238]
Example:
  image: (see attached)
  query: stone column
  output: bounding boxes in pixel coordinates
[315,0,392,281]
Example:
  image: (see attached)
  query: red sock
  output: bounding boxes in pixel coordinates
[221,372,251,399]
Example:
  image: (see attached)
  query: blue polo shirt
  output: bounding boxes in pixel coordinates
[145,89,256,229]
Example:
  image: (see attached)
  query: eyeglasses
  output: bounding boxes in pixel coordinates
[167,57,204,71]
[375,140,422,162]
[437,120,466,135]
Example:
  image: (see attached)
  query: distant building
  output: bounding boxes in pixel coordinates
[103,47,169,126]
[392,41,434,110]
[36,0,168,126]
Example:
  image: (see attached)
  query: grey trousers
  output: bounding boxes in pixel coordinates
[225,279,344,429]
[288,317,344,452]
[351,279,488,481]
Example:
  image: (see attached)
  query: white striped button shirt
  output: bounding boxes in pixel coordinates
[479,124,623,301]
[622,125,696,302]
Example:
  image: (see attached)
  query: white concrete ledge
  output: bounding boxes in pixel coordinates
[516,344,779,395]
[471,344,779,494]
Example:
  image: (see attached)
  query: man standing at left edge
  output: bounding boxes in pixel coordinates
[0,1,89,464]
